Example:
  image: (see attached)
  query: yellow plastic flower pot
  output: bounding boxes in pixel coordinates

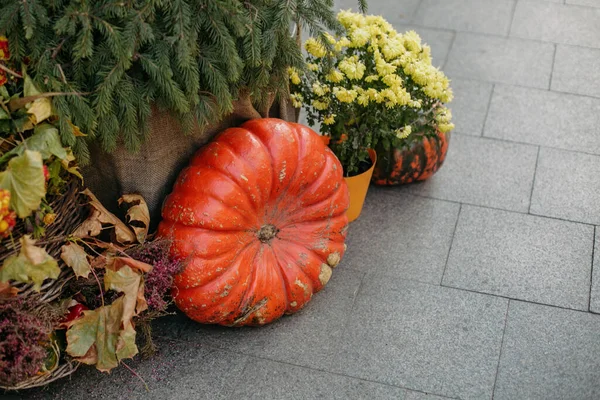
[344,149,376,222]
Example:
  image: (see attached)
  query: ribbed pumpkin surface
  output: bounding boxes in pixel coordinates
[372,131,450,185]
[158,119,349,326]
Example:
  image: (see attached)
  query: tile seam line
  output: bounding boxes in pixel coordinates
[354,273,587,314]
[407,23,600,51]
[449,76,600,102]
[441,30,457,70]
[548,44,558,90]
[439,283,593,314]
[458,130,600,162]
[218,351,253,399]
[479,83,496,138]
[372,191,596,227]
[410,0,424,22]
[440,204,462,285]
[330,271,367,361]
[527,146,541,214]
[506,0,518,37]
[491,300,511,400]
[221,350,460,400]
[524,0,600,10]
[589,226,596,312]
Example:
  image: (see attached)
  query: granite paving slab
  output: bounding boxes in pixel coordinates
[444,205,594,310]
[494,301,600,400]
[448,78,493,137]
[551,45,600,98]
[170,268,363,372]
[511,1,600,48]
[402,134,538,213]
[530,147,600,225]
[484,84,600,154]
[228,358,407,399]
[332,276,508,400]
[444,33,554,89]
[343,190,459,284]
[412,0,515,36]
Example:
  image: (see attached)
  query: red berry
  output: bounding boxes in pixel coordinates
[60,304,89,325]
[43,165,49,181]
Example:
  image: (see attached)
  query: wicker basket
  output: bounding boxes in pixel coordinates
[0,178,88,390]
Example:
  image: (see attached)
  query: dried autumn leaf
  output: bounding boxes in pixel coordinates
[0,150,45,218]
[68,120,87,137]
[104,264,148,319]
[110,257,153,274]
[60,242,90,278]
[61,148,83,180]
[24,75,52,124]
[118,194,150,243]
[66,297,138,372]
[73,189,136,244]
[0,235,60,291]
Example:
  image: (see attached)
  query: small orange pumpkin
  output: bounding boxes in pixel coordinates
[158,119,349,326]
[372,131,450,185]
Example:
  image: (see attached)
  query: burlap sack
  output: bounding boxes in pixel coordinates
[83,96,298,229]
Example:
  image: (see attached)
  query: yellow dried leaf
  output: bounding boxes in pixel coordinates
[0,235,60,291]
[60,242,91,278]
[73,189,136,244]
[118,194,150,243]
[65,297,138,372]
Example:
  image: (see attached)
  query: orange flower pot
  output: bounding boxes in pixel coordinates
[344,149,376,222]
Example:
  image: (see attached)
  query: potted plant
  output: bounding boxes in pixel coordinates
[0,0,344,220]
[290,10,454,219]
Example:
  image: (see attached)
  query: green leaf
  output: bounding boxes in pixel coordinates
[65,296,138,372]
[0,106,9,120]
[0,235,60,291]
[60,242,90,279]
[1,124,68,163]
[0,150,46,218]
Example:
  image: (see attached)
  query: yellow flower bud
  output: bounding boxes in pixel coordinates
[305,38,327,58]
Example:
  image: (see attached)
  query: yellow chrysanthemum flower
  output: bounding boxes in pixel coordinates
[338,56,366,80]
[290,93,303,108]
[312,98,330,110]
[307,63,319,71]
[349,27,370,47]
[357,93,370,106]
[287,67,301,85]
[337,10,365,29]
[323,114,336,125]
[365,75,379,83]
[395,125,412,139]
[334,37,352,52]
[325,69,344,83]
[438,123,455,133]
[403,30,422,52]
[376,58,396,76]
[305,38,327,58]
[311,82,329,96]
[333,87,358,103]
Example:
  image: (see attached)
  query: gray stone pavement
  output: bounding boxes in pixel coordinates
[23,0,600,399]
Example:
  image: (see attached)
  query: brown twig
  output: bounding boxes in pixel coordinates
[0,63,22,78]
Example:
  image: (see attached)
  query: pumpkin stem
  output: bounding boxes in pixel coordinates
[257,224,279,243]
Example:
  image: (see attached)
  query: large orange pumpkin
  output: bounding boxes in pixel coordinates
[372,131,450,185]
[158,119,349,326]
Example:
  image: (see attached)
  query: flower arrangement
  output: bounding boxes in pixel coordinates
[289,10,455,176]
